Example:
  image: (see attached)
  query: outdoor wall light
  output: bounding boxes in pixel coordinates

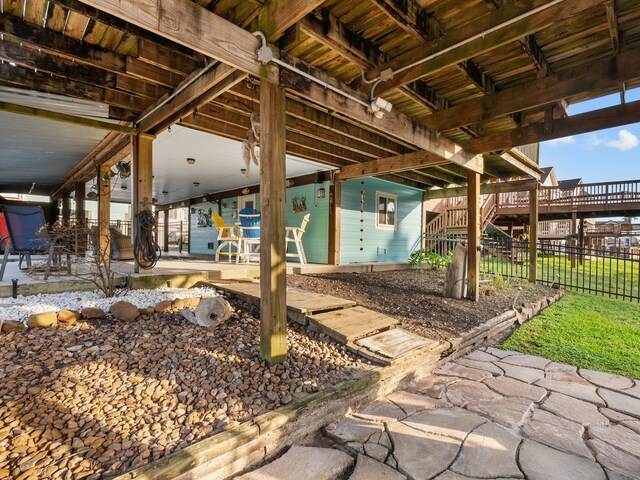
[120,185,127,190]
[368,97,393,119]
[193,182,200,187]
[162,190,168,195]
[186,157,196,165]
[317,187,326,199]
[230,201,238,209]
[240,168,247,175]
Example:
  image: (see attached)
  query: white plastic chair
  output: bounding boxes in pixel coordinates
[286,213,310,264]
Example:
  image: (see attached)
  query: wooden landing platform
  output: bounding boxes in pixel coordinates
[308,306,398,344]
[211,281,356,323]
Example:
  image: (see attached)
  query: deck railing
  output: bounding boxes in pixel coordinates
[498,179,640,209]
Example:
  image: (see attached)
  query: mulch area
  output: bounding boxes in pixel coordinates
[287,269,554,342]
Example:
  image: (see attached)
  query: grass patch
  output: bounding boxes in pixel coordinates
[499,292,640,379]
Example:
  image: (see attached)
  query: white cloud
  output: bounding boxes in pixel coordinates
[587,134,603,147]
[605,129,639,151]
[547,136,575,145]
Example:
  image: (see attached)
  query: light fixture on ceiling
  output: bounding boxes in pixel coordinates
[240,168,247,175]
[121,185,127,190]
[241,187,250,195]
[193,182,200,187]
[368,97,393,119]
[162,190,168,195]
[186,157,196,165]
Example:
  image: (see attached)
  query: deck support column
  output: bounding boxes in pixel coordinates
[571,211,578,269]
[132,133,154,273]
[98,164,111,269]
[529,184,539,283]
[328,181,342,265]
[259,79,287,365]
[163,210,169,253]
[75,181,86,256]
[61,196,70,224]
[467,171,480,301]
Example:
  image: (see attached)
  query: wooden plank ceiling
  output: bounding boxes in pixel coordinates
[1,0,639,198]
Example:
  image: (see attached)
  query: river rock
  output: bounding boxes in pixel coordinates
[82,307,106,319]
[57,309,80,324]
[109,301,139,322]
[155,300,172,313]
[172,297,200,310]
[27,311,58,328]
[1,319,27,333]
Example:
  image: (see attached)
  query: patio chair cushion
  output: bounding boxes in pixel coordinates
[1,205,48,253]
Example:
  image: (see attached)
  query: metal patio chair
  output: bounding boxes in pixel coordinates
[0,204,70,281]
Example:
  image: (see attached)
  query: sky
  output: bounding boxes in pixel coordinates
[539,87,640,183]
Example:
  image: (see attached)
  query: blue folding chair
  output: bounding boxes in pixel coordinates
[0,205,70,280]
[238,208,260,262]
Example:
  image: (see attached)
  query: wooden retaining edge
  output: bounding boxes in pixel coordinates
[113,290,564,480]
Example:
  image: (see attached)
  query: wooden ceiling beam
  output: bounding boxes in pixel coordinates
[362,0,605,95]
[256,0,326,42]
[336,151,449,181]
[520,34,551,78]
[369,0,440,43]
[0,14,185,87]
[49,0,200,60]
[422,47,640,132]
[605,0,620,54]
[464,100,640,153]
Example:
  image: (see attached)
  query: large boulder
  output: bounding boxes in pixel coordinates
[27,311,58,328]
[109,301,140,322]
[180,297,232,327]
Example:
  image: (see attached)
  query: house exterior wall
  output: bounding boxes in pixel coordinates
[285,182,330,264]
[340,177,423,264]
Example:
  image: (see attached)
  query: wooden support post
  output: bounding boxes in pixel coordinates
[421,190,428,250]
[163,210,169,253]
[131,133,154,273]
[328,181,342,265]
[61,196,70,224]
[98,164,111,268]
[74,181,86,256]
[259,79,287,365]
[571,211,578,269]
[578,216,585,265]
[467,171,480,301]
[529,185,539,283]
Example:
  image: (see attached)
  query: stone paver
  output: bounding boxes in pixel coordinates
[388,420,461,480]
[598,388,640,419]
[498,362,545,384]
[519,440,606,480]
[468,397,533,428]
[236,445,354,480]
[450,422,523,478]
[237,349,640,480]
[536,378,605,405]
[522,409,593,459]
[483,375,547,402]
[541,392,610,426]
[579,369,634,390]
[349,455,407,480]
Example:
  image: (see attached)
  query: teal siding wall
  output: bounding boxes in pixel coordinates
[285,182,329,264]
[189,201,217,255]
[340,177,422,263]
[187,185,329,264]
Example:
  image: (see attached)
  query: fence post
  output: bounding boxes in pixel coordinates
[529,185,539,283]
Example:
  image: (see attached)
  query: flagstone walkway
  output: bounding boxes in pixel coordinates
[235,348,640,480]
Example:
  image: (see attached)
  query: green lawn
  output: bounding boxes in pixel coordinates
[498,292,640,379]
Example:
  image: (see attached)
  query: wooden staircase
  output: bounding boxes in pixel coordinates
[425,194,499,236]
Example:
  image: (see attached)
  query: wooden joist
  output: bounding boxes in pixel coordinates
[423,47,640,132]
[464,100,640,153]
[423,179,538,200]
[336,151,449,181]
[362,0,605,94]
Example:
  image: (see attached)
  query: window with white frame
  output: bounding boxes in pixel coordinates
[376,191,397,229]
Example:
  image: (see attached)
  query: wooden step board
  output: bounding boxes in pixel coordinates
[307,306,398,344]
[211,282,356,324]
[356,329,438,359]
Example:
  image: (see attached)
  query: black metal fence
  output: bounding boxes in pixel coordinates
[423,234,640,302]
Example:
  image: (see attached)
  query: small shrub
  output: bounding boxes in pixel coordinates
[408,249,454,270]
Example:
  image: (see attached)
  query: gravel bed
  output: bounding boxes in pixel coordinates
[0,297,374,479]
